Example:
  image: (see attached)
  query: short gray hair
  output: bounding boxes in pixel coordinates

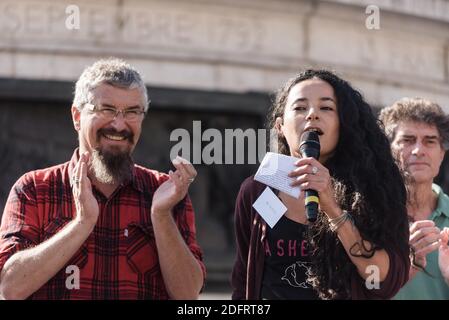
[73,58,149,111]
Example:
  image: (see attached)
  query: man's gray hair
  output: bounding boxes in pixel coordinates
[73,58,149,111]
[379,97,449,150]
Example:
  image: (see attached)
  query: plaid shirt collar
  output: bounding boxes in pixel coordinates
[67,148,144,194]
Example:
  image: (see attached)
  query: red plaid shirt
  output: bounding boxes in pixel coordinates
[0,149,205,299]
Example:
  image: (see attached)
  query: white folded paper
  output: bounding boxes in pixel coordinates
[252,187,287,228]
[254,152,301,198]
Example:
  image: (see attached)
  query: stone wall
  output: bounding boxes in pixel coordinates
[0,0,448,108]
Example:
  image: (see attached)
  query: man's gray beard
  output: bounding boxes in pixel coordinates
[91,148,133,185]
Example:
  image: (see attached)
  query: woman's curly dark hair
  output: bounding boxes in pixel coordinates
[267,69,410,299]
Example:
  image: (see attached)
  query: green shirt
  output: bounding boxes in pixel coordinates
[394,183,449,300]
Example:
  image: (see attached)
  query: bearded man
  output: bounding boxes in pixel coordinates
[0,58,205,300]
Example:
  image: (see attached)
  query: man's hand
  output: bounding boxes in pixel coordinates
[438,227,449,284]
[72,152,99,226]
[151,156,197,217]
[410,220,441,269]
[149,156,202,298]
[0,151,100,299]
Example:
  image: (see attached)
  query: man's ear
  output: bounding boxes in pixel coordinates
[439,145,446,164]
[275,117,284,137]
[71,105,81,131]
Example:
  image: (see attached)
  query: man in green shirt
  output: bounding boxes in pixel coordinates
[380,97,449,299]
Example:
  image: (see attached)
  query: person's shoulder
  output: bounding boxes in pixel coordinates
[433,183,449,203]
[238,175,266,198]
[440,190,449,203]
[16,162,69,187]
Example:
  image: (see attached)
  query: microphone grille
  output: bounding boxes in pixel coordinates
[300,131,320,143]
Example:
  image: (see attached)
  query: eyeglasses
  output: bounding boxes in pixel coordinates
[85,103,146,122]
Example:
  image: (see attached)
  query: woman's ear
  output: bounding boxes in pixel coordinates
[275,117,284,137]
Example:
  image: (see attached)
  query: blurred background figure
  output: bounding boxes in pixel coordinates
[380,98,449,299]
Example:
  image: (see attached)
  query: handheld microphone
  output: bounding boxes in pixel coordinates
[299,131,320,222]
